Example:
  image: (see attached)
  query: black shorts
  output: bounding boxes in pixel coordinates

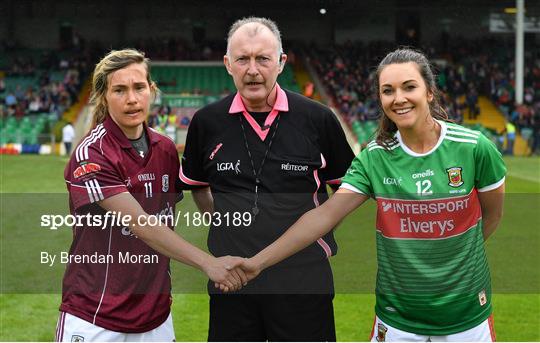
[208,294,336,341]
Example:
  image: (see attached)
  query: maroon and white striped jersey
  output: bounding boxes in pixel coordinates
[61,116,182,333]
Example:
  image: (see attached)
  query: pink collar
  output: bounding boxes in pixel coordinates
[228,83,289,141]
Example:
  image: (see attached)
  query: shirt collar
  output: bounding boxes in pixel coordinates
[228,83,289,114]
[103,115,158,149]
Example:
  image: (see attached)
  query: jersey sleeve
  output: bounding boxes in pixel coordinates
[340,149,373,195]
[178,112,210,189]
[65,146,128,210]
[474,133,507,192]
[318,109,355,184]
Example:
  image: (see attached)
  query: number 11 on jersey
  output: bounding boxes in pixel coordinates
[144,182,153,198]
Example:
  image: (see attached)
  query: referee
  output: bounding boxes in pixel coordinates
[179,17,354,341]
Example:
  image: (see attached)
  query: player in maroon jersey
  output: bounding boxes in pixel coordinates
[57,49,246,342]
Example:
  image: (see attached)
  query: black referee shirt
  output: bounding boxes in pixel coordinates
[180,84,354,293]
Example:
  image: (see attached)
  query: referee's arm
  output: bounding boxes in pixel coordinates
[191,187,214,214]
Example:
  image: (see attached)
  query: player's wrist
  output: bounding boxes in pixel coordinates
[198,254,214,274]
[251,254,267,272]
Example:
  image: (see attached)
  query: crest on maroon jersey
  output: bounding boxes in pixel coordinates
[71,335,84,342]
[162,174,169,192]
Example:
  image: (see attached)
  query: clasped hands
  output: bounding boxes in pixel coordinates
[202,256,261,292]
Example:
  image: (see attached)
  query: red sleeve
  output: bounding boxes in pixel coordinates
[65,145,128,211]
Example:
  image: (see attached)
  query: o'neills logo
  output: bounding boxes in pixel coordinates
[138,173,156,181]
[281,163,308,172]
[73,163,101,178]
[446,167,464,187]
[412,169,435,179]
[209,143,223,160]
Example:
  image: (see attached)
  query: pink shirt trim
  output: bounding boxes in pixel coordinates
[228,83,289,141]
[312,155,332,258]
[179,165,209,186]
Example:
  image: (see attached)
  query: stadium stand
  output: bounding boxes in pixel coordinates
[2,28,537,156]
[147,62,300,150]
[151,63,299,95]
[304,37,540,155]
[0,48,93,154]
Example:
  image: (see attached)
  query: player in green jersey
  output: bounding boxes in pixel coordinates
[232,48,505,341]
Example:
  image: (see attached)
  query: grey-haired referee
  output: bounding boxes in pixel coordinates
[179,17,354,341]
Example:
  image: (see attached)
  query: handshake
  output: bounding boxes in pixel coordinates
[201,256,262,292]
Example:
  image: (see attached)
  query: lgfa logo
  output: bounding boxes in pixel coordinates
[217,160,241,174]
[383,176,402,186]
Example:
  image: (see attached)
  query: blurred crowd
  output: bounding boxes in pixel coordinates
[307,37,540,155]
[132,37,226,61]
[1,51,93,120]
[148,105,192,130]
[2,34,538,155]
[0,36,226,122]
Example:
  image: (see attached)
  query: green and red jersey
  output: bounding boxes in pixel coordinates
[341,120,506,335]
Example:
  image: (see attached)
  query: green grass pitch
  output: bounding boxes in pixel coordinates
[0,154,539,341]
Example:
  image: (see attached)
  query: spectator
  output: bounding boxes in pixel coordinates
[62,121,75,155]
[28,96,41,113]
[303,81,314,98]
[14,85,24,102]
[147,107,160,128]
[529,112,540,156]
[502,121,516,155]
[466,84,479,119]
[5,92,17,107]
[220,87,232,98]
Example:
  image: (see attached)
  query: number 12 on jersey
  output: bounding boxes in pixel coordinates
[415,180,432,195]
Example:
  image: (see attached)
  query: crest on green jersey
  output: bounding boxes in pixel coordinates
[479,289,487,306]
[446,167,464,187]
[376,323,388,341]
